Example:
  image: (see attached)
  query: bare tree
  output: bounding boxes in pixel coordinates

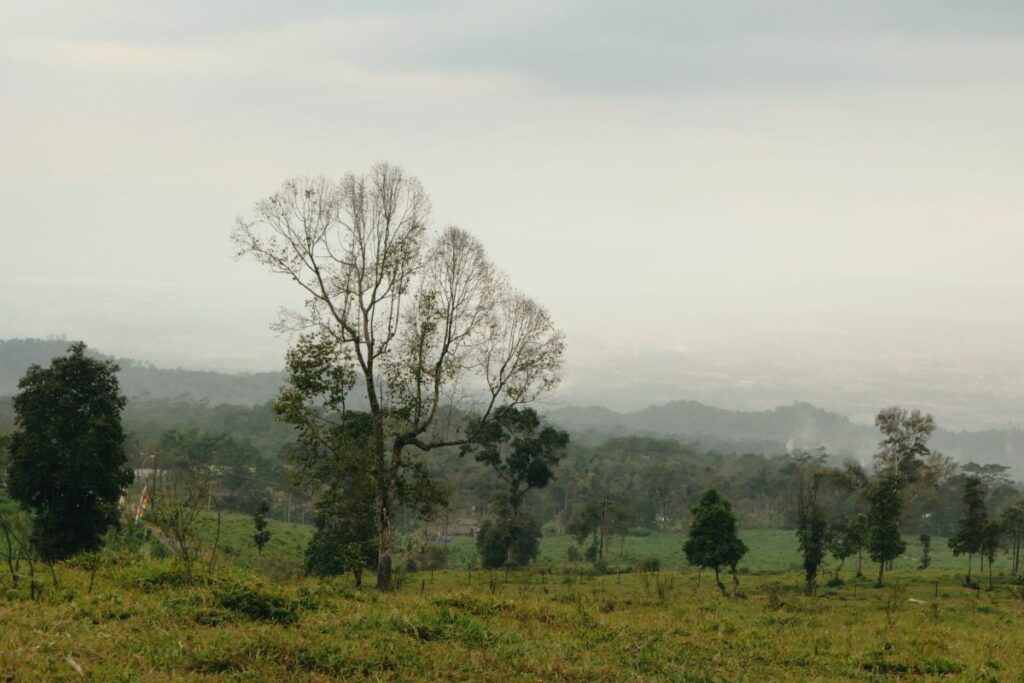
[232,164,564,590]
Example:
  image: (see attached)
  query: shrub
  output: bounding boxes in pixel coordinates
[218,584,299,624]
[476,515,542,569]
[636,557,661,572]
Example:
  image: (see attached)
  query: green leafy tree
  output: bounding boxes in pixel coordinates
[949,476,987,584]
[873,407,939,483]
[866,475,905,586]
[7,343,133,561]
[252,500,271,555]
[684,489,748,596]
[274,345,381,588]
[234,167,565,589]
[981,520,1001,589]
[826,514,867,579]
[305,482,378,586]
[475,513,543,569]
[1001,503,1024,576]
[464,406,568,568]
[795,462,828,596]
[918,533,931,569]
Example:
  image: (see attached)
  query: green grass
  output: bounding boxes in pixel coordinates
[194,510,314,574]
[1,556,1021,681]
[2,502,1021,680]
[447,528,995,576]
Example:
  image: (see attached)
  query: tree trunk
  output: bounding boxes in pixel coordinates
[966,553,973,584]
[834,556,845,580]
[876,560,885,587]
[713,566,726,596]
[1015,528,1021,576]
[375,469,394,591]
[856,550,863,578]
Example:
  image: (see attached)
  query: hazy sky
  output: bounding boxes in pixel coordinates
[3,2,1024,427]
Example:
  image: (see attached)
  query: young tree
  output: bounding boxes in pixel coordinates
[684,489,748,596]
[475,514,543,569]
[148,470,211,581]
[234,166,564,590]
[7,343,133,561]
[949,476,987,585]
[918,533,931,569]
[252,500,272,556]
[795,467,828,596]
[463,406,568,567]
[305,482,378,587]
[1001,503,1024,576]
[981,520,1001,589]
[826,514,866,580]
[275,354,380,587]
[866,475,906,586]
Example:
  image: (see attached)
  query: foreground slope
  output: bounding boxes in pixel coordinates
[0,556,1018,681]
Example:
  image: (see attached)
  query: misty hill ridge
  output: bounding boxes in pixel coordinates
[4,338,1023,473]
[0,338,283,406]
[548,400,1024,473]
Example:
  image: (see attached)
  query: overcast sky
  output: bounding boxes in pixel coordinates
[3,2,1024,427]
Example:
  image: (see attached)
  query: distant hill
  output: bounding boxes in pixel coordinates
[5,337,1024,475]
[545,400,1024,475]
[0,338,283,406]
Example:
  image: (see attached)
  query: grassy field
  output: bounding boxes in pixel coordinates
[445,528,990,576]
[1,555,1020,680]
[3,504,1019,680]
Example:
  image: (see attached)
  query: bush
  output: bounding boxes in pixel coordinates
[406,545,449,572]
[218,584,299,624]
[476,515,542,569]
[636,557,660,572]
[567,545,581,562]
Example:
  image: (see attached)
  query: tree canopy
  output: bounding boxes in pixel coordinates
[7,342,133,561]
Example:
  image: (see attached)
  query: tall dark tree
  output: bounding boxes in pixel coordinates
[7,343,133,561]
[918,533,931,570]
[1001,503,1024,576]
[949,476,987,585]
[252,500,271,555]
[464,406,568,568]
[794,458,828,596]
[684,489,748,596]
[866,475,905,586]
[981,520,1001,589]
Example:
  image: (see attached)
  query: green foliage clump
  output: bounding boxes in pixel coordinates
[684,489,748,595]
[218,583,299,624]
[7,342,133,561]
[476,514,542,569]
[866,475,906,586]
[252,500,271,555]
